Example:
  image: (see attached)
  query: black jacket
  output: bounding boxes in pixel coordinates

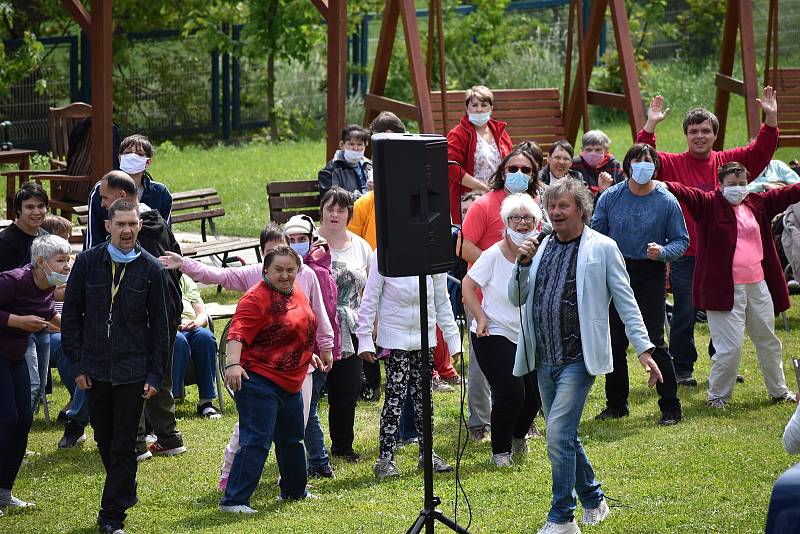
[61,242,170,390]
[317,151,372,199]
[138,208,183,329]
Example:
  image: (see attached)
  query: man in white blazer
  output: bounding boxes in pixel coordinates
[508,178,663,534]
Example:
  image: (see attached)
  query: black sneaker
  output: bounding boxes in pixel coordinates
[308,464,335,479]
[98,524,127,534]
[332,450,361,463]
[58,422,87,449]
[594,407,629,421]
[736,374,745,384]
[196,402,222,419]
[676,375,698,387]
[658,411,682,426]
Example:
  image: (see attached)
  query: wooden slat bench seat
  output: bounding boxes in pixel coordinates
[267,180,320,224]
[771,69,800,147]
[430,88,567,151]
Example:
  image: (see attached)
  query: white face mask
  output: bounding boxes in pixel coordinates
[468,112,491,127]
[722,185,748,205]
[343,149,364,164]
[506,227,534,246]
[119,153,149,175]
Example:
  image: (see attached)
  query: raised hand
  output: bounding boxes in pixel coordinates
[757,86,778,126]
[159,251,184,270]
[648,95,670,123]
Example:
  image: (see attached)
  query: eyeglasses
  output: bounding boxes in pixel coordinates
[506,165,533,175]
[508,215,534,223]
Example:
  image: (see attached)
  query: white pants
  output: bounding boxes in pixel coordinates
[706,281,790,401]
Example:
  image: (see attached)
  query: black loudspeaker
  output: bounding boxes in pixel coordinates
[373,133,453,277]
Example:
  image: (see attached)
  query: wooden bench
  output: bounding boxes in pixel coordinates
[170,188,227,241]
[430,88,567,150]
[770,69,800,147]
[266,180,320,224]
[74,187,262,265]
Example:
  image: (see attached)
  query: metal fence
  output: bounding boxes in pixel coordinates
[2,0,798,152]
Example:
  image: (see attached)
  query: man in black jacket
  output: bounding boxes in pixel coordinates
[62,198,170,534]
[58,171,186,457]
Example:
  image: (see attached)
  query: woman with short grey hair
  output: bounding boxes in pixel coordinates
[572,129,625,197]
[0,234,70,512]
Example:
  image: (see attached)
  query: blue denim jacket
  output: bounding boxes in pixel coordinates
[61,242,170,390]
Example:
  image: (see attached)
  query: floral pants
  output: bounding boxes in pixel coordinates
[379,348,435,461]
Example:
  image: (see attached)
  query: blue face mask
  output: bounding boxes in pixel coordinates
[108,242,141,263]
[43,263,69,287]
[630,161,656,185]
[290,241,310,258]
[505,171,530,194]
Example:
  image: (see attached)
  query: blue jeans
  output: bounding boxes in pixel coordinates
[668,256,698,377]
[171,328,218,401]
[398,382,418,442]
[221,372,307,506]
[25,329,50,411]
[538,362,603,524]
[52,333,89,426]
[305,369,330,469]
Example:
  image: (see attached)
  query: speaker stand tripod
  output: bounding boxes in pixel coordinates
[405,275,470,534]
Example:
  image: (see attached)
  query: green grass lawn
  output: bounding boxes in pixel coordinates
[5,292,800,533]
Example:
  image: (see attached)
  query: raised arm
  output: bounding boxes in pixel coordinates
[663,181,711,221]
[176,254,262,292]
[642,95,671,135]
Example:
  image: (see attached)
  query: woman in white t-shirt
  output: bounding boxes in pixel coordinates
[317,188,373,462]
[462,193,543,467]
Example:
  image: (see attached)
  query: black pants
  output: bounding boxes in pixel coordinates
[0,358,32,491]
[606,259,680,414]
[137,329,183,451]
[327,354,363,455]
[472,334,540,455]
[87,381,145,530]
[362,358,381,390]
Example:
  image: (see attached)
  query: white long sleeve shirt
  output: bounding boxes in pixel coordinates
[356,254,461,356]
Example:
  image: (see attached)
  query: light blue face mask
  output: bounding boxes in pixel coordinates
[630,161,656,185]
[505,171,530,194]
[108,242,141,263]
[43,262,69,287]
[468,112,491,127]
[290,241,310,258]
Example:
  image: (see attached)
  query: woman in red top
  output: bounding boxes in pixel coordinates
[220,246,321,513]
[447,85,514,224]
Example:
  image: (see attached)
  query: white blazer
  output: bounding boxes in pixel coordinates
[508,226,653,376]
[356,254,461,356]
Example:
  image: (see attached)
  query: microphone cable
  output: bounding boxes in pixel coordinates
[448,160,473,530]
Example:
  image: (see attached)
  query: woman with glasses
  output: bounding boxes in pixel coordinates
[460,143,544,443]
[462,194,544,467]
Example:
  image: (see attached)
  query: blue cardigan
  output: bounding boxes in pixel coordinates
[508,226,654,377]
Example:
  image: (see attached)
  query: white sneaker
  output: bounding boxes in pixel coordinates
[581,499,609,525]
[2,495,35,509]
[492,452,513,467]
[219,504,258,513]
[536,519,580,534]
[136,450,153,462]
[277,492,319,501]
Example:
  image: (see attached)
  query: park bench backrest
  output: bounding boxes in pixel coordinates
[267,180,320,224]
[430,88,567,150]
[770,69,800,147]
[75,187,226,242]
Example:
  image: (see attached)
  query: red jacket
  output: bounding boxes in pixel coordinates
[636,124,778,255]
[447,115,513,224]
[665,181,800,314]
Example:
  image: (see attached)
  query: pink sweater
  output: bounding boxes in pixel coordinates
[636,124,778,255]
[179,257,334,352]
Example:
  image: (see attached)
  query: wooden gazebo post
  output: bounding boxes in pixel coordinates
[61,0,114,182]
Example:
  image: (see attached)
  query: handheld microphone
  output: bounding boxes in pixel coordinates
[517,222,553,263]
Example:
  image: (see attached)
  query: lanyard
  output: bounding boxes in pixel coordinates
[107,262,127,338]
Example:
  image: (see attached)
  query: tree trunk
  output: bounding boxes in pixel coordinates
[267,50,277,142]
